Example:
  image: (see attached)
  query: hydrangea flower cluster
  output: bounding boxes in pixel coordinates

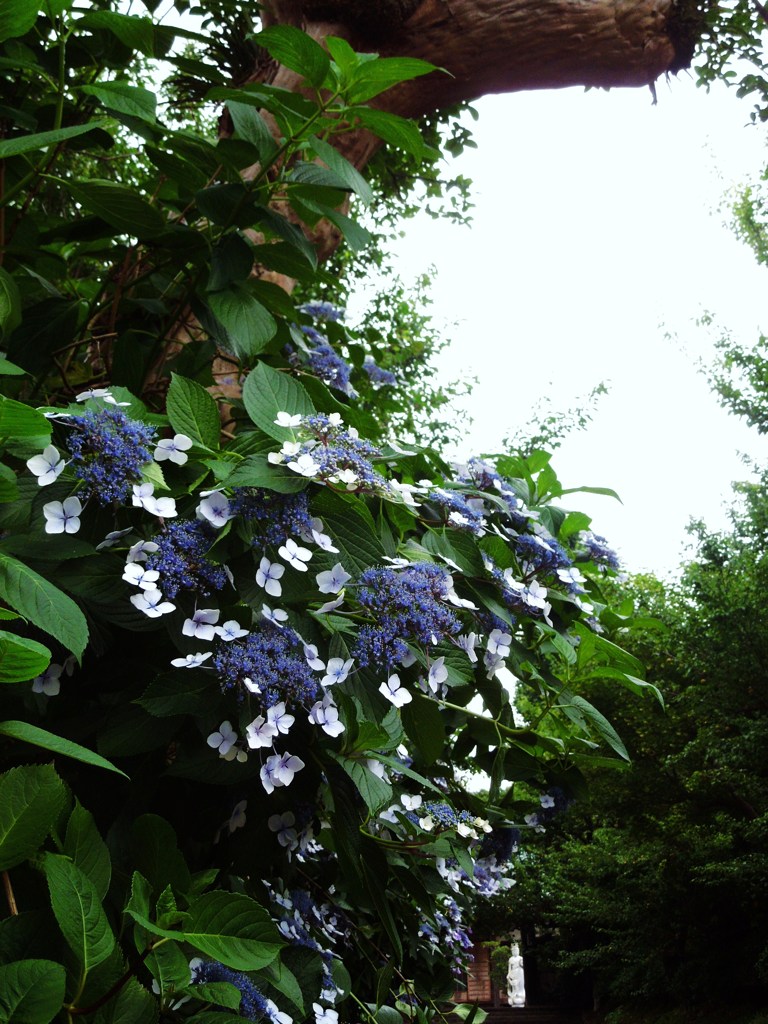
[65,406,155,504]
[514,532,571,576]
[462,457,530,530]
[145,519,228,598]
[230,488,314,548]
[270,413,387,491]
[353,562,462,667]
[578,530,621,570]
[362,354,396,387]
[425,487,486,535]
[212,623,318,707]
[305,341,356,398]
[269,886,346,1001]
[419,896,473,978]
[298,301,344,322]
[191,960,291,1023]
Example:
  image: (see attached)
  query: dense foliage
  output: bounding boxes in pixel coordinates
[0,5,653,1024]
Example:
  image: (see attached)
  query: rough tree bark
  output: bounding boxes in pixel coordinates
[259,0,699,170]
[245,0,700,255]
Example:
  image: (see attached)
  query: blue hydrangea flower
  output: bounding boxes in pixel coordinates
[425,488,485,534]
[65,407,155,505]
[191,961,271,1021]
[306,341,356,397]
[145,519,228,598]
[514,533,571,575]
[362,355,396,387]
[353,562,461,668]
[212,624,319,706]
[298,300,345,321]
[229,488,313,548]
[579,530,620,570]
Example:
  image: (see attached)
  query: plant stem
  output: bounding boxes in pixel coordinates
[2,869,18,915]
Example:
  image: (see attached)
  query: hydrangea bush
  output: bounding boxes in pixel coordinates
[0,8,654,1024]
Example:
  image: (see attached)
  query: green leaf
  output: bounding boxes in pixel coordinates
[0,121,110,160]
[0,552,88,659]
[348,108,424,158]
[207,285,277,360]
[401,694,445,766]
[79,82,157,122]
[0,1,39,44]
[560,484,622,502]
[0,463,20,502]
[227,101,278,162]
[166,373,220,449]
[224,454,309,493]
[0,268,21,341]
[0,959,66,1024]
[0,631,50,683]
[330,753,392,813]
[0,721,128,778]
[0,765,66,871]
[129,889,283,971]
[41,853,116,973]
[187,982,242,1010]
[130,814,191,896]
[138,670,221,718]
[242,362,315,440]
[183,891,282,969]
[76,11,159,57]
[99,976,159,1024]
[0,397,51,444]
[56,179,166,238]
[64,802,111,901]
[559,693,629,761]
[256,25,331,88]
[346,56,438,104]
[0,355,25,375]
[310,491,385,574]
[307,135,373,206]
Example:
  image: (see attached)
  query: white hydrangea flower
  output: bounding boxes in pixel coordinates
[43,497,82,534]
[154,433,193,465]
[26,445,65,486]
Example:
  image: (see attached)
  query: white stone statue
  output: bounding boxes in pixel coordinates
[506,942,526,1007]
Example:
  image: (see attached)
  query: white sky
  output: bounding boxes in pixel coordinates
[377,75,768,577]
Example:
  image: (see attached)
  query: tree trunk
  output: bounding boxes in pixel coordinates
[262,0,693,122]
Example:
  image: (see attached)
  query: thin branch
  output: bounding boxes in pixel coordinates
[2,870,18,916]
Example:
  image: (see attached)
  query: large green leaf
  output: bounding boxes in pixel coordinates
[311,491,385,574]
[227,102,278,162]
[0,121,109,160]
[0,721,128,778]
[257,25,330,87]
[128,888,283,971]
[0,397,51,444]
[0,553,88,659]
[242,361,315,440]
[58,179,166,238]
[0,0,39,43]
[0,268,21,341]
[75,11,160,57]
[224,454,309,493]
[401,694,445,766]
[346,56,437,104]
[558,693,630,761]
[0,765,66,871]
[166,373,220,449]
[328,752,392,814]
[0,959,66,1024]
[307,135,372,205]
[64,802,111,901]
[0,631,50,684]
[348,107,424,159]
[207,285,277,360]
[79,82,157,123]
[41,853,116,973]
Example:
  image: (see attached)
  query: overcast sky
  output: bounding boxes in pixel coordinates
[371,74,768,577]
